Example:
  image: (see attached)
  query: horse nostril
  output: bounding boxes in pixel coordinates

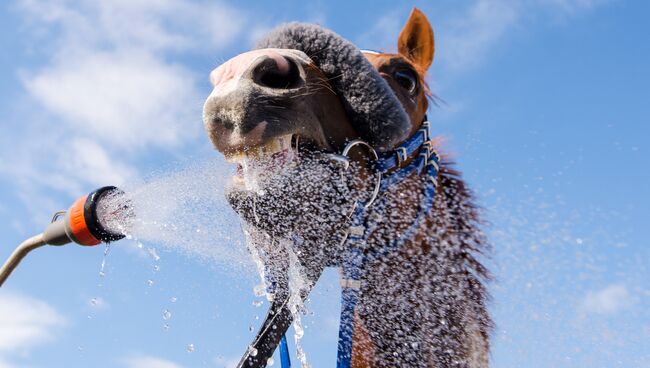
[253,56,301,90]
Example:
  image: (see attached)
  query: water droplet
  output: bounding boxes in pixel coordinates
[576,238,583,244]
[147,247,161,261]
[253,284,266,297]
[248,346,258,357]
[147,279,154,286]
[248,325,254,332]
[252,300,263,307]
[99,256,108,277]
[162,309,172,320]
[90,298,97,306]
[163,323,170,331]
[153,265,160,272]
[170,297,178,303]
[187,343,195,353]
[267,357,275,366]
[294,327,304,339]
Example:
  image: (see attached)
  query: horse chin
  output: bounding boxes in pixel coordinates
[224,144,359,264]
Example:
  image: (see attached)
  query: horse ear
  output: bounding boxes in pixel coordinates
[398,7,434,71]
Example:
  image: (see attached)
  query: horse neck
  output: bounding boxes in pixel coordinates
[353,165,491,367]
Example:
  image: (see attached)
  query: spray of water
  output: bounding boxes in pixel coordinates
[96,159,249,267]
[92,144,492,368]
[286,245,311,367]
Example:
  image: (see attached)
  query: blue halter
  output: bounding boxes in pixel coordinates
[276,118,440,368]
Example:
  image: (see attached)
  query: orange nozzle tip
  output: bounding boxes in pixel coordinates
[68,195,101,246]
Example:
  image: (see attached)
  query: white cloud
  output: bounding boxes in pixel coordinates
[580,284,636,315]
[355,10,402,52]
[437,0,610,73]
[0,133,136,224]
[123,354,184,368]
[63,138,137,186]
[2,0,248,222]
[24,51,200,150]
[0,358,18,368]
[0,292,66,360]
[17,0,245,53]
[16,0,245,151]
[537,0,611,15]
[438,0,520,73]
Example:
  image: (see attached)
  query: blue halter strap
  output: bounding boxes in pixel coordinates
[276,118,439,368]
[336,118,440,368]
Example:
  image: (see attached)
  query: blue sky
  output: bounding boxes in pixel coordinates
[0,0,649,367]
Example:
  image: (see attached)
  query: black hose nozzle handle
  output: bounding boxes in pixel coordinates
[237,264,323,368]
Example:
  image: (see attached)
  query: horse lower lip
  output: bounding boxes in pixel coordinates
[232,148,297,182]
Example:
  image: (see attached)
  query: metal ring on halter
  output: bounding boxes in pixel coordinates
[340,139,382,209]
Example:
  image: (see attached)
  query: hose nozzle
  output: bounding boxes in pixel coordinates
[0,186,130,286]
[44,186,128,246]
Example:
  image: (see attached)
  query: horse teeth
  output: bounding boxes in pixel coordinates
[224,134,294,163]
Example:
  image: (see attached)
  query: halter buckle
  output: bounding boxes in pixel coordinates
[395,147,408,168]
[419,152,429,167]
[427,174,439,188]
[430,150,441,167]
[340,278,361,290]
[419,121,430,142]
[348,226,365,237]
[427,159,440,172]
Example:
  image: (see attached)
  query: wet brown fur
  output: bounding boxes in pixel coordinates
[350,8,491,367]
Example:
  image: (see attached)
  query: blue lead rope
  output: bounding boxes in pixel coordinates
[279,334,291,368]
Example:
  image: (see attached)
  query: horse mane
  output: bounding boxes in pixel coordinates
[435,158,493,362]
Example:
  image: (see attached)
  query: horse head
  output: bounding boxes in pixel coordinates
[203,8,490,368]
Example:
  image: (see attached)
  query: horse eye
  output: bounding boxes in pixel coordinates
[393,70,418,94]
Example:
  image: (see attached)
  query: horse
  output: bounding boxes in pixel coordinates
[203,8,491,368]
